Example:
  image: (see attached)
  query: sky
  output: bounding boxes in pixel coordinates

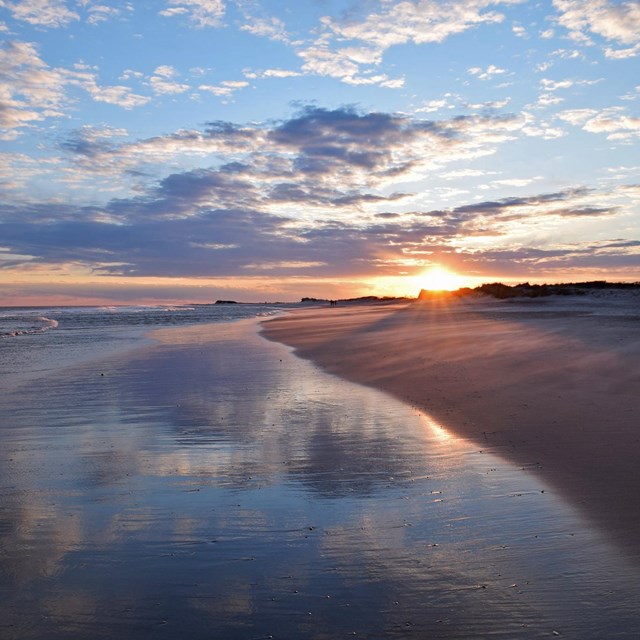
[1,0,639,304]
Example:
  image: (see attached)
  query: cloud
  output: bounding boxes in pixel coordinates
[0,104,546,278]
[198,79,249,98]
[87,83,150,108]
[4,102,635,286]
[444,187,618,227]
[458,238,640,276]
[240,16,289,42]
[1,0,79,27]
[295,0,514,86]
[160,0,225,28]
[0,40,66,130]
[2,114,635,282]
[243,68,301,80]
[323,0,508,49]
[86,4,121,25]
[149,65,190,94]
[468,64,507,80]
[558,107,640,141]
[48,106,527,204]
[0,40,151,135]
[553,0,640,57]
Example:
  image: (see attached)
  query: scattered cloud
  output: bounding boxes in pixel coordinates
[552,0,640,57]
[0,0,79,27]
[149,65,190,94]
[0,40,67,131]
[241,16,289,42]
[48,107,527,199]
[0,40,151,135]
[198,79,249,98]
[512,23,527,38]
[559,106,640,141]
[86,3,121,25]
[160,0,225,28]
[244,68,301,80]
[295,0,513,86]
[468,64,507,80]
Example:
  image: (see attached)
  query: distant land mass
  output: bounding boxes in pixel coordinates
[418,280,640,301]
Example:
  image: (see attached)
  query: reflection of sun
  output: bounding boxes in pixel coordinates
[421,266,467,291]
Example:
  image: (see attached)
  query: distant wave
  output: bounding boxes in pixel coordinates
[0,316,59,338]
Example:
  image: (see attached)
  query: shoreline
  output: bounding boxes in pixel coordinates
[261,295,640,559]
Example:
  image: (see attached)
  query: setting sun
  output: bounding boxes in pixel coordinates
[420,266,468,292]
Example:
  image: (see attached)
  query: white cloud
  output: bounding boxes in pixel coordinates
[86,84,150,108]
[86,4,121,25]
[324,0,507,49]
[604,43,640,59]
[557,108,598,125]
[584,111,640,140]
[198,80,249,98]
[243,68,301,80]
[160,0,225,28]
[512,24,527,38]
[522,123,566,139]
[415,99,450,113]
[553,0,640,57]
[150,65,190,94]
[552,47,586,60]
[298,43,362,82]
[295,0,514,86]
[297,42,404,88]
[120,69,144,81]
[1,0,79,27]
[440,168,499,179]
[468,64,507,80]
[343,73,404,88]
[559,107,640,141]
[541,77,574,91]
[0,40,151,134]
[241,16,289,42]
[492,177,541,187]
[536,93,565,107]
[0,40,68,130]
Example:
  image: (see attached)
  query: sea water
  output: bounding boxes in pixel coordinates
[0,303,284,387]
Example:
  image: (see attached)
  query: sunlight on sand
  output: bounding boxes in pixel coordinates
[419,411,456,444]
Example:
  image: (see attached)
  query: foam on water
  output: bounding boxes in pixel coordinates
[0,315,59,337]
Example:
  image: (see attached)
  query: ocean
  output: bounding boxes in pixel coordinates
[0,303,284,387]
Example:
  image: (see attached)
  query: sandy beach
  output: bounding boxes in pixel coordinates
[262,293,640,559]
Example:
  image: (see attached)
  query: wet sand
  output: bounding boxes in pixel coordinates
[261,294,640,561]
[2,316,640,638]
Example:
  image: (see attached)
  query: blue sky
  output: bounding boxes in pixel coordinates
[1,0,639,303]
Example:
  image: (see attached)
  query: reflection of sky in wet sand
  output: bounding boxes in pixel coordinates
[1,320,639,639]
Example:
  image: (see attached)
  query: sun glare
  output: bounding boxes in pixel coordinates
[421,266,467,291]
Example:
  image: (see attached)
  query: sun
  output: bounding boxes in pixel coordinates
[420,266,467,291]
